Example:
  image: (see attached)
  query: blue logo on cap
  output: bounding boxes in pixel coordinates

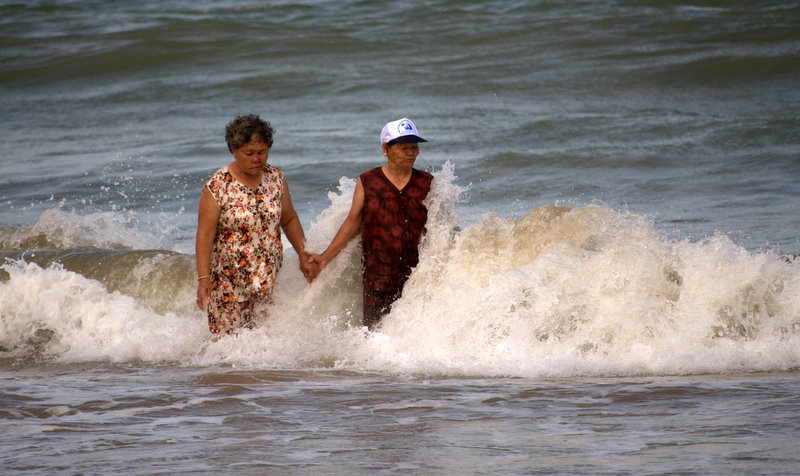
[398,119,414,134]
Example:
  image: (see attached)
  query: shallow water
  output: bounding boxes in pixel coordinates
[3,366,800,475]
[2,0,800,473]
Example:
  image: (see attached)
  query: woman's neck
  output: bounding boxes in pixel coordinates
[381,163,412,190]
[229,162,262,190]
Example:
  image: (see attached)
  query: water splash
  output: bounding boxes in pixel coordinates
[2,163,799,377]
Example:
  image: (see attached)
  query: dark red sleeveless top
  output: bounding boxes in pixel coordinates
[360,166,433,292]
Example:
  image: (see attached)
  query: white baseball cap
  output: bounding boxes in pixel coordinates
[380,117,428,145]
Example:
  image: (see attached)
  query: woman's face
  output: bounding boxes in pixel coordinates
[384,142,420,168]
[232,135,269,177]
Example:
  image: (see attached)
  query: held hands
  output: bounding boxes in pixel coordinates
[299,254,321,283]
[299,254,331,283]
[307,254,329,271]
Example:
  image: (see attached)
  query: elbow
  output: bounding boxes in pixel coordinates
[281,210,300,229]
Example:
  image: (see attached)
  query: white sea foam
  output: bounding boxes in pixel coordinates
[0,260,207,363]
[0,208,168,251]
[1,163,799,377]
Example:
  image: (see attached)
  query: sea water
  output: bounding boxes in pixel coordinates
[2,1,800,474]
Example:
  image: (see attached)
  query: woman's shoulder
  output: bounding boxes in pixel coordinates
[263,163,284,182]
[359,166,383,180]
[264,163,282,174]
[412,168,434,180]
[205,166,234,194]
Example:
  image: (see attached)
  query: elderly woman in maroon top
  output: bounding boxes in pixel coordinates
[311,118,433,329]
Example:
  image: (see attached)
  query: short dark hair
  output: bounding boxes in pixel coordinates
[225,114,275,152]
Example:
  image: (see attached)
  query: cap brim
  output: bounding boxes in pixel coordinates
[389,135,428,144]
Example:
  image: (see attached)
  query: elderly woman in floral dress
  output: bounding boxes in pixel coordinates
[195,114,317,334]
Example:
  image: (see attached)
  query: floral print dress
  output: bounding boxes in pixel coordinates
[205,164,284,333]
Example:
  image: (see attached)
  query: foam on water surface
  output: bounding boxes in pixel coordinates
[2,163,798,377]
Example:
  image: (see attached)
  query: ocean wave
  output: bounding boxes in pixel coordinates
[2,164,798,376]
[0,208,170,252]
